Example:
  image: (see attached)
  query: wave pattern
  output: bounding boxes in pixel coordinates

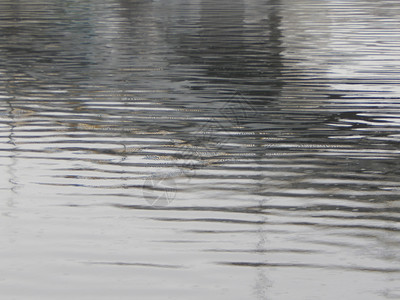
[1,0,400,299]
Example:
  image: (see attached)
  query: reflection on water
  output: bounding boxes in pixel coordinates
[1,0,400,299]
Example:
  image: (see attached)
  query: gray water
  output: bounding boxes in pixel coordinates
[1,0,400,299]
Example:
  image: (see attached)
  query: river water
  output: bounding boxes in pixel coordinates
[1,0,400,299]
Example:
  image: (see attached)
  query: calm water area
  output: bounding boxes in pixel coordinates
[1,0,400,299]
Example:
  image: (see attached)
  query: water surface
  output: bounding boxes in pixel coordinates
[1,0,400,299]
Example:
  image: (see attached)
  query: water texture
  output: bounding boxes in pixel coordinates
[1,0,400,299]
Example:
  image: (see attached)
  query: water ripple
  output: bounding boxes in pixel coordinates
[1,0,400,299]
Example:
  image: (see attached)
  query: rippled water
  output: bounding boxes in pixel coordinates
[1,0,400,299]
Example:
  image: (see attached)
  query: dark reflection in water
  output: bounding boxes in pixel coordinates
[1,0,400,299]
